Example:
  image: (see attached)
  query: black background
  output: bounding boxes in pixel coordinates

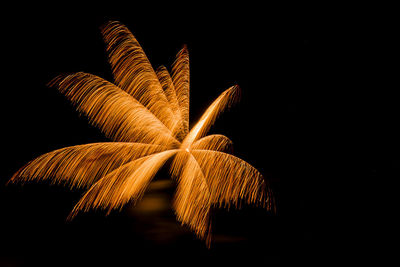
[0,3,394,266]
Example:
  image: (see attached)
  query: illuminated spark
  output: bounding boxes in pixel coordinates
[9,21,275,247]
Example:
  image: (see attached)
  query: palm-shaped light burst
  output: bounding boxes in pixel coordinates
[10,21,274,246]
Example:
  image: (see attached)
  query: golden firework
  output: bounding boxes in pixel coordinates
[10,21,274,247]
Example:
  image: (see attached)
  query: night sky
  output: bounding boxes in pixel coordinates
[0,4,392,266]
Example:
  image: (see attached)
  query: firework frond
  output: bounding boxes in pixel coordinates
[101,21,176,131]
[191,134,233,153]
[181,85,240,149]
[156,65,185,139]
[49,72,179,146]
[170,151,212,246]
[9,143,166,189]
[171,45,190,135]
[191,149,274,211]
[68,149,178,219]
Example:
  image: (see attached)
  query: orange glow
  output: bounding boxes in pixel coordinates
[10,21,274,247]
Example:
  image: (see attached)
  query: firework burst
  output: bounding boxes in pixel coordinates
[10,21,274,247]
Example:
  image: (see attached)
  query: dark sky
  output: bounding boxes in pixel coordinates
[0,3,393,266]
